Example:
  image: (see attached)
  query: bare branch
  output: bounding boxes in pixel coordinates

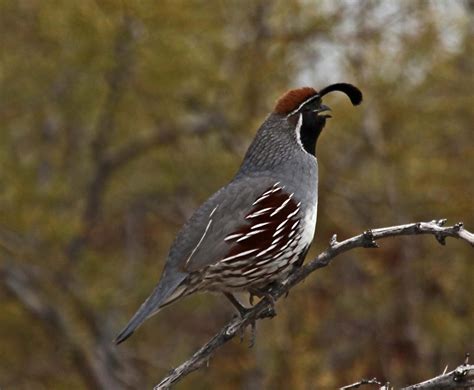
[340,377,383,389]
[343,360,474,390]
[401,355,474,390]
[154,220,473,389]
[343,356,474,390]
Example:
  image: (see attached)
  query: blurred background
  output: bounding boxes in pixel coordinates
[0,0,473,389]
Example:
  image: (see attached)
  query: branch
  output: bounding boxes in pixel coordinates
[154,219,473,389]
[401,355,474,390]
[340,378,383,389]
[341,355,474,389]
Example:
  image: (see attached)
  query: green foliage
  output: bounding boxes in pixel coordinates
[0,1,472,388]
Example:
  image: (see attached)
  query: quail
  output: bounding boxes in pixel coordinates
[115,83,362,344]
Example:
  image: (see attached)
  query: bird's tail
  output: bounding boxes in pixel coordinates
[114,273,187,344]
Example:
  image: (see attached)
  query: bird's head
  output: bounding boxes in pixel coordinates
[274,83,363,155]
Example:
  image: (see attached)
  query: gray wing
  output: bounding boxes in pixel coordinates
[167,175,300,273]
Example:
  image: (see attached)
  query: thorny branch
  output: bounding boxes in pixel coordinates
[154,219,473,389]
[340,354,474,390]
[401,360,474,389]
[340,377,384,389]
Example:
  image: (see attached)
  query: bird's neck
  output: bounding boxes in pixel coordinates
[236,115,317,178]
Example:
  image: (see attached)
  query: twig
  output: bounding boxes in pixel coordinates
[340,377,383,389]
[154,220,473,389]
[343,356,474,389]
[401,362,474,389]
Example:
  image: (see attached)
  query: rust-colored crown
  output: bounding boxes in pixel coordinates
[274,87,318,115]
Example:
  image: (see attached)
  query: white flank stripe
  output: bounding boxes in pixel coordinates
[246,207,273,219]
[251,222,271,230]
[273,226,285,238]
[271,186,282,193]
[256,257,274,266]
[261,182,281,197]
[256,244,277,258]
[236,229,266,242]
[279,239,292,252]
[221,248,259,263]
[286,206,300,219]
[224,233,243,241]
[252,194,270,205]
[270,193,293,216]
[271,235,284,245]
[276,218,289,231]
[291,220,300,230]
[209,206,218,217]
[242,267,260,276]
[185,205,218,267]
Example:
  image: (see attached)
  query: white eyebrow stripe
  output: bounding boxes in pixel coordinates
[286,94,320,117]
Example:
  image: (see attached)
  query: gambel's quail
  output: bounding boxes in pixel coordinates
[115,83,362,344]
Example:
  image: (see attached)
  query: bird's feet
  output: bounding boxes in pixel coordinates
[224,292,253,317]
[248,285,278,315]
[223,293,259,347]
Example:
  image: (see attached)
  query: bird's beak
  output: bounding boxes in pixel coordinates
[314,104,332,118]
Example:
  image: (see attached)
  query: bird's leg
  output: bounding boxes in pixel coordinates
[224,292,252,317]
[223,293,258,346]
[248,293,256,306]
[248,321,256,348]
[248,287,277,316]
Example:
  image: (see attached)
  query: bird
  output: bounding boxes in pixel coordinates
[115,83,362,344]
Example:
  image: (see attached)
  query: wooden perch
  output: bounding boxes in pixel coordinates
[154,219,473,389]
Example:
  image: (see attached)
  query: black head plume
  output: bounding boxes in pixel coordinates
[319,83,363,106]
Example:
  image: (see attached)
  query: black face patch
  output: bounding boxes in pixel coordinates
[299,111,326,156]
